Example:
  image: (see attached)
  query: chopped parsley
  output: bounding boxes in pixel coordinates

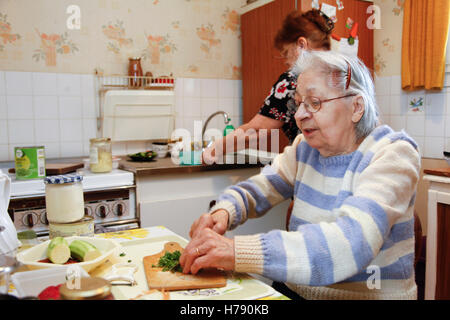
[152,250,182,273]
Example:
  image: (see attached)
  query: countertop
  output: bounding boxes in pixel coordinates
[119,155,266,175]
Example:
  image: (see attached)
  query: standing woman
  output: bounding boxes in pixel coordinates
[202,9,335,164]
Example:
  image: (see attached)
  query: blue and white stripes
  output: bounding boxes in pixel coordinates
[217,125,421,299]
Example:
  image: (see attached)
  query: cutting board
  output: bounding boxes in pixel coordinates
[142,241,227,291]
[424,167,450,178]
[9,163,84,175]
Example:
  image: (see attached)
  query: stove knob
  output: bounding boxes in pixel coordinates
[115,203,123,216]
[26,213,35,228]
[97,205,107,218]
[40,211,49,225]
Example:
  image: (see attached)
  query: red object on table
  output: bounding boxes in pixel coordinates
[331,33,341,41]
[350,22,359,38]
[38,284,63,300]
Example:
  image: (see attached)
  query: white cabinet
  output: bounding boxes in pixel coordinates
[137,168,288,240]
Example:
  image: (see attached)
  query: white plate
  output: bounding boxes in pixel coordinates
[16,236,122,273]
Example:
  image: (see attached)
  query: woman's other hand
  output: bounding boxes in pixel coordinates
[180,228,235,275]
[189,209,229,239]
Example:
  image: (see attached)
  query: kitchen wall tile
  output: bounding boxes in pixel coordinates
[218,97,235,119]
[6,96,33,119]
[201,98,220,120]
[234,98,243,118]
[112,141,127,156]
[175,116,184,129]
[80,74,95,100]
[389,115,406,132]
[201,79,218,99]
[232,115,243,127]
[183,78,201,98]
[0,144,9,161]
[83,118,97,141]
[125,141,147,155]
[389,94,408,115]
[183,97,202,118]
[5,71,33,96]
[42,142,60,159]
[425,92,446,115]
[445,115,450,137]
[447,91,450,114]
[34,96,58,119]
[0,72,5,96]
[390,75,402,95]
[376,95,390,116]
[218,79,234,98]
[374,75,391,96]
[8,119,35,144]
[60,119,82,142]
[82,96,96,119]
[0,95,7,119]
[423,136,444,159]
[235,80,243,98]
[183,117,202,139]
[446,137,450,152]
[425,115,445,137]
[32,72,57,95]
[406,115,425,136]
[60,141,83,158]
[175,78,183,98]
[0,120,8,144]
[57,73,81,96]
[379,114,390,127]
[58,96,82,119]
[35,119,60,143]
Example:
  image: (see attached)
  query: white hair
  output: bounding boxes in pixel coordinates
[291,50,379,140]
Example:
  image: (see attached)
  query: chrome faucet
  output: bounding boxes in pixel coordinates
[202,111,231,143]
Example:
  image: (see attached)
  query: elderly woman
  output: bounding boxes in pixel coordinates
[180,50,420,300]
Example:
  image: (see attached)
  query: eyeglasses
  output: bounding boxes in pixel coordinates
[294,93,357,113]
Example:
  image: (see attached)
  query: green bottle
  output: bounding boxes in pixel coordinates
[223,120,235,136]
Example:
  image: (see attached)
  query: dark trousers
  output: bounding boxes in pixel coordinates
[272,282,305,300]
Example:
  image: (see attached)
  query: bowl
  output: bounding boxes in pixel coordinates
[11,265,90,299]
[16,236,121,273]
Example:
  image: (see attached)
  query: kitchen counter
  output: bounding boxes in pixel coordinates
[119,155,265,175]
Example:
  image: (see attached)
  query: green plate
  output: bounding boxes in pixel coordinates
[128,151,157,162]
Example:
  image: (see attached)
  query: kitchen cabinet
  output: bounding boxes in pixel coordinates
[423,173,450,300]
[240,0,374,151]
[135,168,288,240]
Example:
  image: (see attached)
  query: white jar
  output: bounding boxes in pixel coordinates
[44,174,84,224]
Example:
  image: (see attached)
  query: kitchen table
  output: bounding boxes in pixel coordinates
[5,226,289,300]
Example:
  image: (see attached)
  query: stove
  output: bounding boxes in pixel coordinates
[7,168,139,237]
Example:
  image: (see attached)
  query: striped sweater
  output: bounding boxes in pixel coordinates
[210,125,421,300]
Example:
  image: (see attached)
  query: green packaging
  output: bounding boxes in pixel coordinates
[14,146,46,180]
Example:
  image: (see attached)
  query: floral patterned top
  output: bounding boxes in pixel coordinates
[258,71,300,143]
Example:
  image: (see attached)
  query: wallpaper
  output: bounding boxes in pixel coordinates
[0,0,243,79]
[373,0,405,77]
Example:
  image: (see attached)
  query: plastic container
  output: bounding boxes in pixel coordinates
[11,265,89,299]
[89,138,112,173]
[48,216,94,239]
[44,174,84,224]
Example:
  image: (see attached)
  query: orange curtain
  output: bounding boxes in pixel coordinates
[401,0,450,91]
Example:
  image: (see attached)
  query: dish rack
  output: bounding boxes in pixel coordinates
[95,73,176,140]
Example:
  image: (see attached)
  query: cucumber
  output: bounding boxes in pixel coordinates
[47,237,70,264]
[69,239,101,262]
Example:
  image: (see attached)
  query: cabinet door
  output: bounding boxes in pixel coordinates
[436,203,450,299]
[241,0,296,152]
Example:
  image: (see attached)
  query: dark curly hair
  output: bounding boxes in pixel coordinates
[274,9,333,51]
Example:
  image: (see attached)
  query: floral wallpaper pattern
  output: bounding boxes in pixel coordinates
[0,13,20,52]
[0,0,242,79]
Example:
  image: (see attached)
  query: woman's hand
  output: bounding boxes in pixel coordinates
[202,145,219,165]
[189,210,229,239]
[180,228,235,274]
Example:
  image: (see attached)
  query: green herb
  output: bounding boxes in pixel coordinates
[153,250,182,273]
[119,252,126,257]
[128,260,132,263]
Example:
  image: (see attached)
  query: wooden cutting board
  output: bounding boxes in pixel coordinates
[9,163,84,175]
[142,241,227,291]
[424,167,450,178]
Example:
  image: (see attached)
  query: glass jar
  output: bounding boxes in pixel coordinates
[128,57,143,88]
[59,277,114,300]
[44,174,84,224]
[89,138,112,173]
